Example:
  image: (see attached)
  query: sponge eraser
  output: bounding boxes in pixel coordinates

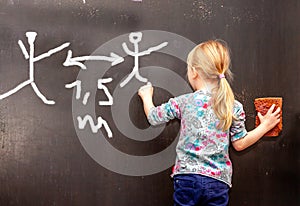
[254,97,283,136]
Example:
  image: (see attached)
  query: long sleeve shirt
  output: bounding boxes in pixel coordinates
[147,90,247,187]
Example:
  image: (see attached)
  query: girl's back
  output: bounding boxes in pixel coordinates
[148,89,246,187]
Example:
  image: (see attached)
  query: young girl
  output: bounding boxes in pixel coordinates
[138,40,281,206]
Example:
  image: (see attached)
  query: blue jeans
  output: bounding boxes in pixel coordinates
[173,174,229,206]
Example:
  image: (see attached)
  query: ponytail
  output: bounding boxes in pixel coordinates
[187,40,235,131]
[213,74,235,131]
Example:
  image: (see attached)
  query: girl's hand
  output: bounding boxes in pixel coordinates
[138,83,155,117]
[232,104,281,151]
[138,83,153,101]
[258,104,281,131]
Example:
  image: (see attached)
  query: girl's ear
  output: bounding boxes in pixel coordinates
[191,67,199,79]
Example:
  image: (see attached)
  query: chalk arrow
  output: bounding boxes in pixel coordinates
[63,50,124,70]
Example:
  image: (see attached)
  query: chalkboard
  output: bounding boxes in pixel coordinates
[0,1,299,206]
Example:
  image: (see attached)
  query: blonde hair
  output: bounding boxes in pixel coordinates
[187,40,235,131]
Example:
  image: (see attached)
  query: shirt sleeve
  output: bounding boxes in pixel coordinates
[147,97,181,126]
[230,101,248,142]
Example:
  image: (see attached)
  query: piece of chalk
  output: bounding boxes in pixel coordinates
[139,82,152,91]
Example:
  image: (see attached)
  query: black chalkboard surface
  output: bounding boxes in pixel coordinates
[0,1,299,206]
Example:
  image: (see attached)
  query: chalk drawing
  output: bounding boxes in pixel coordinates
[77,115,113,138]
[63,50,124,70]
[98,78,113,106]
[0,30,170,139]
[65,80,91,105]
[120,32,168,87]
[65,78,113,106]
[0,31,70,105]
[82,92,90,105]
[65,80,82,100]
[65,78,113,137]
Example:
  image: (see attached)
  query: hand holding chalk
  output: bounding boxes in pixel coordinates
[138,82,153,100]
[139,82,152,91]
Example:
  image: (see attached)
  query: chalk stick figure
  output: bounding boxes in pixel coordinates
[0,31,70,104]
[120,32,168,87]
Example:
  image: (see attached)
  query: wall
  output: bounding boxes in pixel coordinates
[0,0,299,205]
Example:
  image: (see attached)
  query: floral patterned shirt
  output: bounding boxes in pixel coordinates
[147,90,247,187]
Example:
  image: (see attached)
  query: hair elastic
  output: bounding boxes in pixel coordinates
[219,73,225,79]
